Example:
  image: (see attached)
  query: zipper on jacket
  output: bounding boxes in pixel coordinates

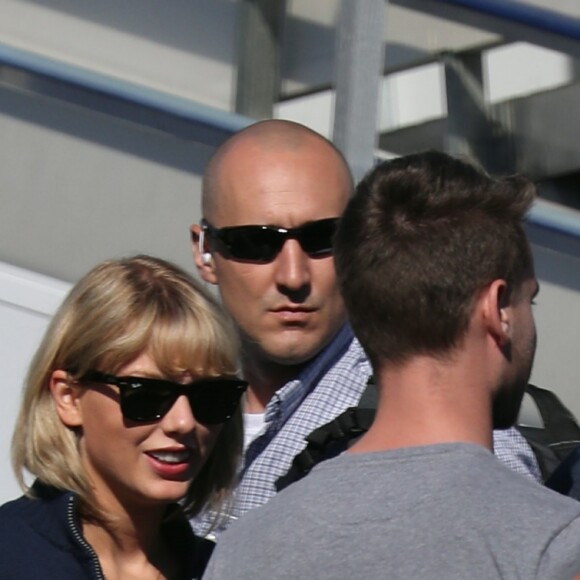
[66,495,105,580]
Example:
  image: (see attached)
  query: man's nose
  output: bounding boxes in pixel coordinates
[274,239,312,293]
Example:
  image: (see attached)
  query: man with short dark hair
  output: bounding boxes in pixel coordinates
[203,151,580,579]
[191,123,539,538]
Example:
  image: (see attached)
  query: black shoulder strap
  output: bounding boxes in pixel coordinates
[516,384,580,480]
[357,375,379,409]
[275,378,377,491]
[522,384,580,447]
[275,406,375,491]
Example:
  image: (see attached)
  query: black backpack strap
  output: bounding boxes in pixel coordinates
[275,378,378,492]
[523,384,580,447]
[275,407,375,491]
[357,375,379,409]
[517,384,580,481]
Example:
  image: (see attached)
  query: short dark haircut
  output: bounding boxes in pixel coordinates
[334,151,535,367]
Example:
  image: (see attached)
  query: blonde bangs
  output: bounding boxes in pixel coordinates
[88,292,239,379]
[147,307,239,380]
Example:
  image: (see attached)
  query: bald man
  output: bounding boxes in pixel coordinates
[191,120,540,537]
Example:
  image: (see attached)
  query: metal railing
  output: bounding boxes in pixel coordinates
[0,42,253,148]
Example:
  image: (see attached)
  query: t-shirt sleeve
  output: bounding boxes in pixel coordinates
[537,515,580,579]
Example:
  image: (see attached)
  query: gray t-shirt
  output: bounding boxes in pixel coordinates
[204,443,580,580]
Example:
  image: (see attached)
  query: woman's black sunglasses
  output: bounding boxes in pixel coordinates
[77,370,247,424]
[200,217,339,263]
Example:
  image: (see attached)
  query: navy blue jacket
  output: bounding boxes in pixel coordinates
[0,482,214,579]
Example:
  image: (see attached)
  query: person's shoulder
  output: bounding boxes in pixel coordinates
[204,496,296,580]
[0,484,68,518]
[0,488,96,578]
[0,491,62,536]
[217,469,315,543]
[0,487,74,548]
[0,494,34,524]
[0,494,46,570]
[462,444,580,517]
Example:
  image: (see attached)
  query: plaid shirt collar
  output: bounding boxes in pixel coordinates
[262,323,354,427]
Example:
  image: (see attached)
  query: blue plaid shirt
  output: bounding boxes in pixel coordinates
[192,324,540,538]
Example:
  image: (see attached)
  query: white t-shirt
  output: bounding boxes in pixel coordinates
[243,412,267,451]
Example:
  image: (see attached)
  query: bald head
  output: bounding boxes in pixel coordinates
[202,120,353,219]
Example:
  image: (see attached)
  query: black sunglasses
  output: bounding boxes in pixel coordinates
[77,370,247,424]
[200,217,339,263]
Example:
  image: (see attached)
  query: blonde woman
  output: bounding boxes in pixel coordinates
[0,255,245,579]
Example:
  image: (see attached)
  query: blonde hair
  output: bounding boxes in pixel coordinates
[12,255,242,520]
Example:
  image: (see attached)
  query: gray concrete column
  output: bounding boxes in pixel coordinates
[333,0,387,183]
[235,0,287,119]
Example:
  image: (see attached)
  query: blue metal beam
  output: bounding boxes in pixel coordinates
[393,0,580,59]
[432,0,580,41]
[524,193,580,258]
[0,42,254,147]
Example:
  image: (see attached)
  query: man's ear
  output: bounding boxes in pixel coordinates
[191,223,218,285]
[481,279,511,348]
[49,370,83,428]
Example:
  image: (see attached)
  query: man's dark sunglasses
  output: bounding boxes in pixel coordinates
[200,217,339,263]
[77,370,247,424]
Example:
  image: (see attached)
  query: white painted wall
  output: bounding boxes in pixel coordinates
[0,0,238,110]
[0,89,210,283]
[0,262,70,503]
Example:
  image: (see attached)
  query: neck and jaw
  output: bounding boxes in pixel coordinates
[349,286,532,456]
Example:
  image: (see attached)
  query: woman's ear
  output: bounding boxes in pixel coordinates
[191,223,218,284]
[49,369,83,427]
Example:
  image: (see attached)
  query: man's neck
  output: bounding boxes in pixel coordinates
[241,353,310,413]
[349,350,495,454]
